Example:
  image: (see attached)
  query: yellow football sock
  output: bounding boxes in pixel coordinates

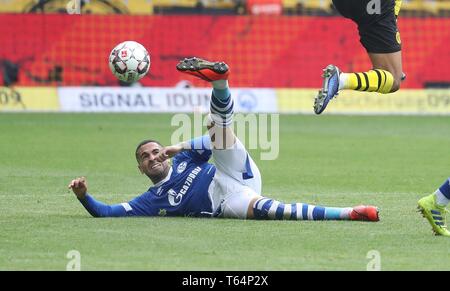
[395,0,402,17]
[340,70,394,94]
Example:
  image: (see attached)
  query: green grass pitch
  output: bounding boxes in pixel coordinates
[1,113,449,270]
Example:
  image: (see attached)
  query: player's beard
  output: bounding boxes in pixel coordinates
[147,161,169,184]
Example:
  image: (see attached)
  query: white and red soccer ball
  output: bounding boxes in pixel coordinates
[109,41,150,83]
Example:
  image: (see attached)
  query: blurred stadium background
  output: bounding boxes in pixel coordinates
[0,0,449,114]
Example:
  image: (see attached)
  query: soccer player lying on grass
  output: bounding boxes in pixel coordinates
[314,0,405,114]
[69,57,379,222]
[418,178,450,237]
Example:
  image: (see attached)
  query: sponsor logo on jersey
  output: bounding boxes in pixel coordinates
[168,166,202,206]
[177,161,187,173]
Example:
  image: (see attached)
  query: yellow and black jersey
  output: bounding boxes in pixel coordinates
[332,0,402,53]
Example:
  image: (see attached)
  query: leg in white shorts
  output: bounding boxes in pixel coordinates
[210,138,262,219]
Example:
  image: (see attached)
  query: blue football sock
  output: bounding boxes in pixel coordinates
[435,177,450,206]
[252,198,352,220]
[210,85,233,127]
[439,178,450,199]
[212,87,231,101]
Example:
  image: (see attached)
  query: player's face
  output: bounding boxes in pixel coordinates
[137,142,170,182]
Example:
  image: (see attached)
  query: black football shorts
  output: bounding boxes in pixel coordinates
[332,0,402,53]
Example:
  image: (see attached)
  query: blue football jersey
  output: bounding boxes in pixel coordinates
[127,142,216,217]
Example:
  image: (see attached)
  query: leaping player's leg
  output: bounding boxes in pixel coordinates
[334,50,402,97]
[366,0,404,93]
[314,0,404,114]
[367,51,403,92]
[314,62,401,113]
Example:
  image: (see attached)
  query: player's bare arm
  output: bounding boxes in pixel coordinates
[155,143,186,163]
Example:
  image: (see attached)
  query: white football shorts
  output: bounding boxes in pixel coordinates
[208,138,262,219]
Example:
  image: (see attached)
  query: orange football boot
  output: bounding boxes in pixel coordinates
[349,205,380,221]
[176,57,229,81]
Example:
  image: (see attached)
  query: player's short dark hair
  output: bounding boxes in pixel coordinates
[135,139,163,162]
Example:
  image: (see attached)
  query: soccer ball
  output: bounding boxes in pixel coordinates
[108,41,150,83]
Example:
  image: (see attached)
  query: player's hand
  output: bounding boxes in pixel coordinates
[68,177,88,199]
[156,145,183,162]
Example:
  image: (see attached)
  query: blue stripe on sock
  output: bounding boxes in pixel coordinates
[210,96,234,126]
[262,200,272,209]
[302,204,308,220]
[439,178,450,199]
[211,94,230,106]
[210,106,233,120]
[312,206,325,220]
[212,88,230,101]
[290,204,297,220]
[275,203,285,220]
[210,106,234,116]
[211,98,233,114]
[211,97,231,111]
[253,199,273,219]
